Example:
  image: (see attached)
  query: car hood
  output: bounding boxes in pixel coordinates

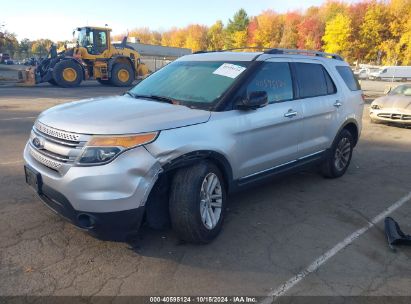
[373,95,411,111]
[37,95,211,135]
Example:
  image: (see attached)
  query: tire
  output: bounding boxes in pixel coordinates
[110,63,134,87]
[52,60,83,87]
[97,79,112,86]
[321,129,354,178]
[169,161,226,244]
[48,79,58,86]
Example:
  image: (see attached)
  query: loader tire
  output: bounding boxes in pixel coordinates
[53,60,83,87]
[48,79,58,86]
[110,63,134,87]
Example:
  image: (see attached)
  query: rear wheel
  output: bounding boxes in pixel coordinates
[48,79,57,86]
[110,63,134,87]
[53,60,83,87]
[169,161,226,244]
[321,129,354,178]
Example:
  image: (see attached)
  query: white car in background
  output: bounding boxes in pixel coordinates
[370,84,411,125]
[354,68,379,79]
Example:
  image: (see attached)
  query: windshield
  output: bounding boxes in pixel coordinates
[129,61,250,109]
[74,28,90,48]
[389,85,411,96]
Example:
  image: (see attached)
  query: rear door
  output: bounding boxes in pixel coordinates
[235,58,303,179]
[292,60,342,157]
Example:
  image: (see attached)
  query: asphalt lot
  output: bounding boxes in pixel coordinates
[0,80,411,299]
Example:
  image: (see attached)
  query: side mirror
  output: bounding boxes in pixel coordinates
[236,91,268,110]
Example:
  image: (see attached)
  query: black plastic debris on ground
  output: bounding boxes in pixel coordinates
[384,217,411,249]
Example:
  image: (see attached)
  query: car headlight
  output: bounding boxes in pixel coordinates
[78,132,158,165]
[371,104,381,110]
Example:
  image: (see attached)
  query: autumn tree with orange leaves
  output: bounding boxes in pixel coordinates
[101,0,411,65]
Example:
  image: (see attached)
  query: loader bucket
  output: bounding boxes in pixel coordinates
[384,217,411,247]
[137,63,150,79]
[18,67,36,86]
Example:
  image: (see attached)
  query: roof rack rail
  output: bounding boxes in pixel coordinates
[264,48,344,61]
[192,47,270,54]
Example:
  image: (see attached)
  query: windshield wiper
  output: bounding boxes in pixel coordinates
[124,91,137,98]
[133,94,177,104]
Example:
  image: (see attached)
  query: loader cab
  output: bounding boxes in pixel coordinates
[74,27,111,56]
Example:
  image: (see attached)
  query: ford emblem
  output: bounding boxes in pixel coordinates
[32,137,45,149]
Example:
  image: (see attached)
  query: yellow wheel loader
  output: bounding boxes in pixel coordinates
[20,26,149,87]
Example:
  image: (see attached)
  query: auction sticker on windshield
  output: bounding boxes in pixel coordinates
[213,63,246,79]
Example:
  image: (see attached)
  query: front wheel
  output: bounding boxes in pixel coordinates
[169,161,226,244]
[52,60,83,87]
[321,129,354,178]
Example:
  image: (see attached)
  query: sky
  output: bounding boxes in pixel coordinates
[3,0,337,41]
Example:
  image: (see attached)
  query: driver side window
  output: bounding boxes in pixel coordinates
[246,62,293,103]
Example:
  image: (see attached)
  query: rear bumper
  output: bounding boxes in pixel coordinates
[39,183,145,241]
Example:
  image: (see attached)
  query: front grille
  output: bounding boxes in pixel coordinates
[35,121,81,142]
[29,145,63,170]
[29,121,90,172]
[377,113,411,121]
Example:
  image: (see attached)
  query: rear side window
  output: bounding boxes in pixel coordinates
[246,62,293,103]
[294,63,336,98]
[336,66,361,91]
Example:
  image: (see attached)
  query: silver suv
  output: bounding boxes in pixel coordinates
[24,49,364,243]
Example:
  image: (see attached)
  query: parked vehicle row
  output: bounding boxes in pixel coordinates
[354,66,411,82]
[369,66,411,81]
[353,67,380,79]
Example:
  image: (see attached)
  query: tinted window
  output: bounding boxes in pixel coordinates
[295,63,336,98]
[246,62,293,103]
[336,66,361,91]
[323,68,337,94]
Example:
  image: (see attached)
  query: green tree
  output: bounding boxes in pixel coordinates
[31,39,53,57]
[19,38,32,58]
[225,9,249,48]
[226,9,249,33]
[0,31,18,57]
[322,13,353,59]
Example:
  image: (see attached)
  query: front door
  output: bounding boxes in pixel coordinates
[233,58,303,179]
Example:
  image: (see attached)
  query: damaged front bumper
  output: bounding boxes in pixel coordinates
[23,144,163,240]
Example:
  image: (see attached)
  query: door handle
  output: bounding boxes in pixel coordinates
[284,109,298,118]
[334,100,342,108]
